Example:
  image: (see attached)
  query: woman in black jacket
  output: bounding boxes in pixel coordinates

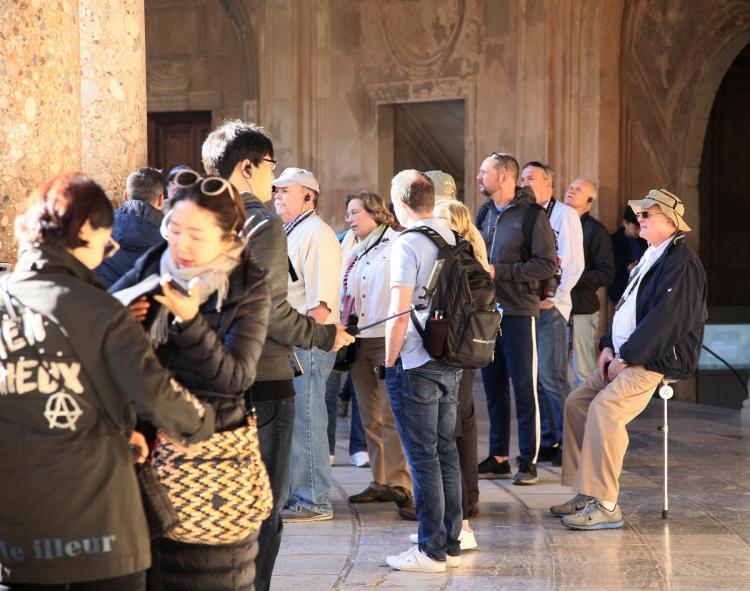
[0,173,215,591]
[111,170,271,591]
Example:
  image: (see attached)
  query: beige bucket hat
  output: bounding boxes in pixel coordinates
[628,189,691,232]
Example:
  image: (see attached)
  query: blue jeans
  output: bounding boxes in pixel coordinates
[537,306,570,447]
[480,315,540,462]
[253,389,296,591]
[288,347,336,514]
[325,371,367,455]
[386,360,462,561]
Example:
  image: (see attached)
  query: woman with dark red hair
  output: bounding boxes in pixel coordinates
[0,173,215,590]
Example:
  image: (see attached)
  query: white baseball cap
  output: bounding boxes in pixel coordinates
[273,167,320,193]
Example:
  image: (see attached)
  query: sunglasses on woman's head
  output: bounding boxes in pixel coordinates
[173,169,234,197]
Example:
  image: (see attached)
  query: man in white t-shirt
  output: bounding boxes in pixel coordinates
[383,170,463,573]
[274,167,342,522]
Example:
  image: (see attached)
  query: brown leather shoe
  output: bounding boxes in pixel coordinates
[348,484,388,503]
[398,505,418,521]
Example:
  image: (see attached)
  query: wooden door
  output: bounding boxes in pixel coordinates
[699,44,750,306]
[147,111,213,174]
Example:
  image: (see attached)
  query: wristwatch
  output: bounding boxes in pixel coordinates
[614,354,627,365]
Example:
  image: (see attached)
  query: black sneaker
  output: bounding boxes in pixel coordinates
[512,459,538,485]
[551,447,563,467]
[537,444,560,462]
[478,457,512,480]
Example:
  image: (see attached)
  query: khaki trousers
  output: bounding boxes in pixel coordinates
[561,365,664,502]
[349,337,411,490]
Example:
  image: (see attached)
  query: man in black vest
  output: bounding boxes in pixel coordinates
[564,179,615,391]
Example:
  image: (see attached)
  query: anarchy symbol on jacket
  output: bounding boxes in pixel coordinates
[44,390,83,431]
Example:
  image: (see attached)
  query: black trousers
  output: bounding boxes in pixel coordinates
[454,368,479,517]
[2,572,146,591]
[250,381,297,591]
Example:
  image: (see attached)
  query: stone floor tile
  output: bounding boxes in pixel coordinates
[272,379,750,590]
[271,554,348,576]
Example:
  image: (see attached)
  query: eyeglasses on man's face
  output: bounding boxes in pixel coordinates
[263,157,277,171]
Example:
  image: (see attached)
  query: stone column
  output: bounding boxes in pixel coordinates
[79,0,147,203]
[0,0,83,265]
[0,0,147,267]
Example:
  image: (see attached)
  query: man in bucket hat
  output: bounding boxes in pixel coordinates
[550,188,706,530]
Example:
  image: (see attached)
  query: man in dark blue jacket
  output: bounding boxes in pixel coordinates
[96,167,165,287]
[550,189,706,530]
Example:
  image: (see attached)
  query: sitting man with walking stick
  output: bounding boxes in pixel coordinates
[551,189,707,530]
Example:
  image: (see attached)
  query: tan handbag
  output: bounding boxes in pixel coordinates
[152,416,273,545]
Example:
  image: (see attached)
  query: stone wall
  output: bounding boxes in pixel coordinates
[0,0,147,266]
[145,0,257,123]
[619,0,750,249]
[146,0,621,232]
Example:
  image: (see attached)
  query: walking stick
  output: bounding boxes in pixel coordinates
[658,380,675,519]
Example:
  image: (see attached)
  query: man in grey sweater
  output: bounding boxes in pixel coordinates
[202,120,354,591]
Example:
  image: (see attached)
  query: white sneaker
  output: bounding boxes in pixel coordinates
[386,546,446,573]
[329,454,335,466]
[409,528,478,551]
[459,528,478,550]
[350,451,370,467]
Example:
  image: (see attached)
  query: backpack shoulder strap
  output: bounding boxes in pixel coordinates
[401,226,450,251]
[475,202,490,228]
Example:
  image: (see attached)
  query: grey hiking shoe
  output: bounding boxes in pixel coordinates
[549,494,594,517]
[561,500,624,530]
[512,460,538,485]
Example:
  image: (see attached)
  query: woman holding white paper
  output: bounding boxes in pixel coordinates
[111,169,271,591]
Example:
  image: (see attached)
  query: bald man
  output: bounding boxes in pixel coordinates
[564,179,615,394]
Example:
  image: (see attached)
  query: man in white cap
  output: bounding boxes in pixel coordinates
[274,167,343,522]
[551,189,706,530]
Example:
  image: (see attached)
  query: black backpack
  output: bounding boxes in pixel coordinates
[403,227,501,369]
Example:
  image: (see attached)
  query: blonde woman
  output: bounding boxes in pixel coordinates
[434,198,489,270]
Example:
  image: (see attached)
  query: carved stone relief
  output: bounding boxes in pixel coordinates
[377,0,465,75]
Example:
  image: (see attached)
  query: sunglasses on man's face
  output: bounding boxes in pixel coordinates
[636,211,668,220]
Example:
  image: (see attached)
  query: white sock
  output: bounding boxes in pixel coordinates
[598,499,616,511]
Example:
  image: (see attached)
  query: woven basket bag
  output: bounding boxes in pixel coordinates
[152,416,273,545]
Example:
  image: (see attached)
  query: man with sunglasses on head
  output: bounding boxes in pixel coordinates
[551,189,706,530]
[474,153,557,486]
[520,162,584,470]
[201,121,353,591]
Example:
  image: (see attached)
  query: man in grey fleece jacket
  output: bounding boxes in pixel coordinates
[202,120,354,591]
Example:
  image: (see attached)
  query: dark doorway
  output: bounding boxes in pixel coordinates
[378,100,466,200]
[698,43,750,307]
[147,111,213,174]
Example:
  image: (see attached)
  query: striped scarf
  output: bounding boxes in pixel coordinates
[283,209,315,235]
